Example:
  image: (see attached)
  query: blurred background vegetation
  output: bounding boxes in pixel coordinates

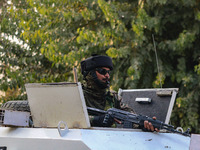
[0,0,200,133]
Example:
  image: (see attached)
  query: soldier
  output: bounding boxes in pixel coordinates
[81,55,159,131]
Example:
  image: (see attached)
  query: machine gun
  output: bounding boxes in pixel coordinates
[87,107,190,137]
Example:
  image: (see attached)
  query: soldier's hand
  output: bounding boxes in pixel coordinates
[144,117,160,132]
[92,114,114,127]
[103,114,114,127]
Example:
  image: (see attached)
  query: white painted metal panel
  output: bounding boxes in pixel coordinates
[82,129,190,150]
[189,134,200,150]
[25,82,90,128]
[3,110,30,127]
[0,127,90,150]
[0,127,192,150]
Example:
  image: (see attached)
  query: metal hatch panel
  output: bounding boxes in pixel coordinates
[119,88,178,124]
[25,82,90,128]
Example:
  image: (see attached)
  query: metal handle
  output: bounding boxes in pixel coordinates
[57,121,69,137]
[135,98,151,103]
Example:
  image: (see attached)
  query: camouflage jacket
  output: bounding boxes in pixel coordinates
[82,74,134,112]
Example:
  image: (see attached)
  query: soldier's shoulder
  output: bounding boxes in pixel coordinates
[106,90,120,101]
[107,90,118,97]
[110,90,117,94]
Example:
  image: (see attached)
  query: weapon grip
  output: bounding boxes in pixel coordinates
[123,121,133,128]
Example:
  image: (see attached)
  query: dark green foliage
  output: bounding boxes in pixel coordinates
[0,0,200,133]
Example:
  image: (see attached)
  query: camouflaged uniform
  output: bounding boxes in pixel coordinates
[82,73,134,112]
[81,55,136,127]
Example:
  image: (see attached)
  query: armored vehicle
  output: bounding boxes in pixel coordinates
[0,82,199,150]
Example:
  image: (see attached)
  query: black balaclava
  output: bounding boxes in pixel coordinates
[81,55,113,89]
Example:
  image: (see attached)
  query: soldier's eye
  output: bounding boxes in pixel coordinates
[96,68,111,75]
